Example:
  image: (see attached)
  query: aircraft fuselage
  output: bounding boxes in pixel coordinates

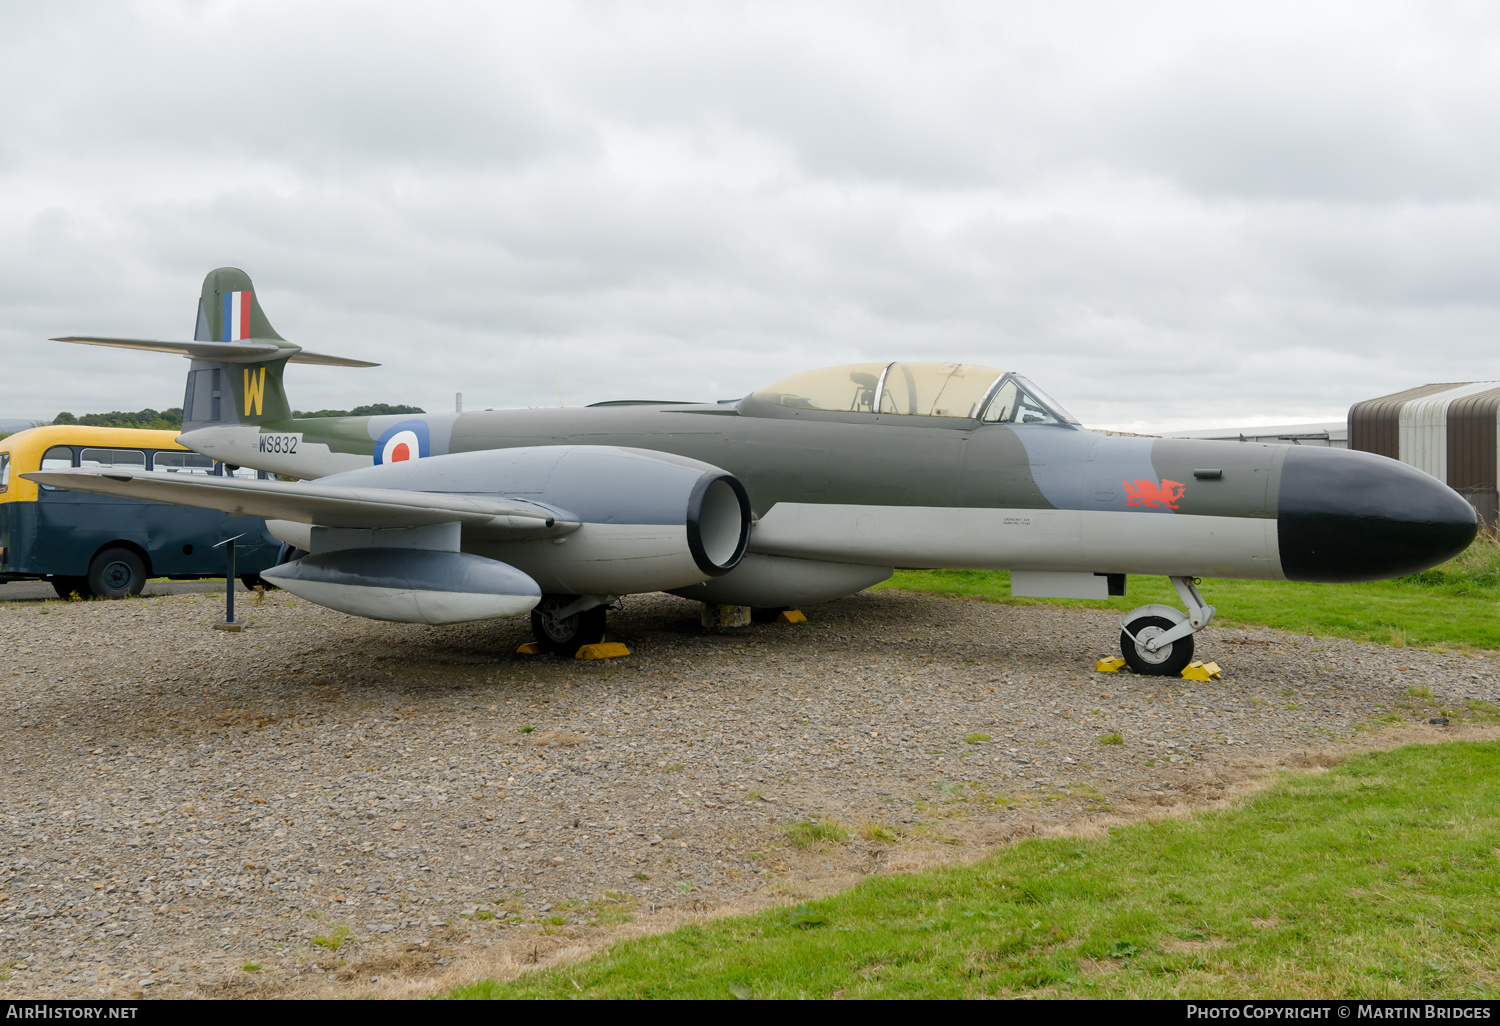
[180,397,1477,585]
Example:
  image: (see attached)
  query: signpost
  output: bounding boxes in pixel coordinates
[211,533,247,632]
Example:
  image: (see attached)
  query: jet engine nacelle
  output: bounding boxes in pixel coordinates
[469,447,752,595]
[266,445,753,600]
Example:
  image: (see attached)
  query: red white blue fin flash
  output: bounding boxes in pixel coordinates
[222,290,252,341]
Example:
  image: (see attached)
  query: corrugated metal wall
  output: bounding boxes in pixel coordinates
[1349,381,1500,527]
[1348,382,1456,459]
[1445,388,1500,526]
[1400,382,1500,480]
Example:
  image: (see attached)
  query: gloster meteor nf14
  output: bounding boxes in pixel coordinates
[30,268,1477,675]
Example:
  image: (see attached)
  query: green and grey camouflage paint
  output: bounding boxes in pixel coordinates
[54,267,1483,593]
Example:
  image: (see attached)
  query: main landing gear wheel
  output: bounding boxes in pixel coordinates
[87,547,146,600]
[1120,614,1195,677]
[531,594,607,657]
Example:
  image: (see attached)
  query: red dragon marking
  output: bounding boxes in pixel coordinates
[1122,478,1185,509]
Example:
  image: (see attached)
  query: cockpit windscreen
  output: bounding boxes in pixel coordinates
[749,362,1077,425]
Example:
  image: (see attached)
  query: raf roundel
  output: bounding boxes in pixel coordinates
[374,420,431,465]
[381,430,420,464]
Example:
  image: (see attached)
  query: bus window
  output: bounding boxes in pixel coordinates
[79,448,147,470]
[221,464,259,479]
[0,451,9,492]
[41,446,74,471]
[38,445,73,489]
[152,452,215,475]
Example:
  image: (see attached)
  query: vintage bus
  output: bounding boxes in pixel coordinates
[0,425,285,599]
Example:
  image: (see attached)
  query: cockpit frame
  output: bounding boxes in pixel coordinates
[978,372,1080,427]
[745,361,1080,428]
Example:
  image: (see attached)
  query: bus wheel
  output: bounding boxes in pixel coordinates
[87,548,146,600]
[50,576,92,600]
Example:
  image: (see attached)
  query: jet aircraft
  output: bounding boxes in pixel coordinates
[30,268,1479,675]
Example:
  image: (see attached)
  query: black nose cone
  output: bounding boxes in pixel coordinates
[1278,447,1478,582]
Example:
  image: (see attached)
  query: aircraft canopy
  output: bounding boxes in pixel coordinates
[750,362,1076,424]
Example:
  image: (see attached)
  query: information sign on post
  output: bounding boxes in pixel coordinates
[211,533,248,632]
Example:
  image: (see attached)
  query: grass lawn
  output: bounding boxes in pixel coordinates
[870,534,1500,652]
[449,742,1500,999]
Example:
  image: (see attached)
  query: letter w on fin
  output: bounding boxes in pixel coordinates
[244,366,266,417]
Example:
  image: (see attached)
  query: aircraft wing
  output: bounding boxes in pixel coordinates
[50,336,380,368]
[23,467,574,536]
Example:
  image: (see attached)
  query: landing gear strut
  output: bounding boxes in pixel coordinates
[530,593,613,656]
[1118,576,1216,677]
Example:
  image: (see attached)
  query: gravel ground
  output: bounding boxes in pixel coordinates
[0,580,245,603]
[1,586,1497,999]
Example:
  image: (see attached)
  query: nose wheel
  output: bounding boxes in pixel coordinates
[1120,613,1194,676]
[1118,577,1215,677]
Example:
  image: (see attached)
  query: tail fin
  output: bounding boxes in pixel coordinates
[183,267,293,431]
[181,351,298,430]
[51,266,377,433]
[195,266,286,344]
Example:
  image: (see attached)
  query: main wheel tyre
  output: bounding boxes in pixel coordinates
[87,548,146,600]
[50,576,92,600]
[530,594,607,656]
[240,573,273,591]
[1120,614,1194,677]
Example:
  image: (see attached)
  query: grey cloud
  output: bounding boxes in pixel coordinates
[1,6,585,171]
[1091,44,1500,203]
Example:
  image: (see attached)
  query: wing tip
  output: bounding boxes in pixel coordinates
[288,352,382,368]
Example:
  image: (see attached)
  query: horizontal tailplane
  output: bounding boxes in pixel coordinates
[49,336,378,368]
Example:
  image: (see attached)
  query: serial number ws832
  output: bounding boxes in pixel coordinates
[257,433,302,455]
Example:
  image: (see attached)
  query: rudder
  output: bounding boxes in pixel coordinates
[194,267,285,343]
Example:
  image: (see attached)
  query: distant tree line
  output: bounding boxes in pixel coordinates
[292,404,426,418]
[38,403,426,431]
[53,408,183,430]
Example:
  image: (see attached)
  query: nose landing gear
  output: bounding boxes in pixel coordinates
[1118,576,1216,676]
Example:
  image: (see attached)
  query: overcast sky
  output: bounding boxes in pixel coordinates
[3,1,1498,432]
